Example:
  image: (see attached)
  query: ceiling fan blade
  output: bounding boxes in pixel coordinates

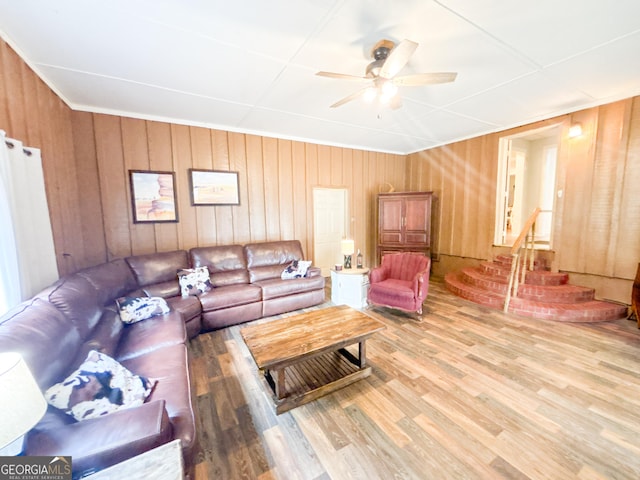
[379,39,418,79]
[392,72,458,86]
[316,71,366,81]
[330,88,369,108]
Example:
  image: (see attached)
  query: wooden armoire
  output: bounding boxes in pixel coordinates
[376,191,433,263]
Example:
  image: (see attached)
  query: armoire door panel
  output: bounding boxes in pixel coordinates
[405,233,429,244]
[380,233,403,244]
[405,197,430,231]
[380,198,403,231]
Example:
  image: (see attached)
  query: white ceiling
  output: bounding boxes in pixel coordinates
[2,1,640,155]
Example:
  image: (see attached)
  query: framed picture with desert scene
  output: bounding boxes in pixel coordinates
[128,170,179,223]
[189,169,240,206]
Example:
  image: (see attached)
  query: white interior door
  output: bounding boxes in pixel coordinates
[313,187,348,276]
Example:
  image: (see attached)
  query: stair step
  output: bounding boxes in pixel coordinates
[523,270,569,286]
[444,272,505,309]
[494,254,546,270]
[479,262,568,286]
[508,298,627,323]
[460,267,508,293]
[444,271,627,323]
[463,267,575,300]
[479,261,510,279]
[517,284,594,304]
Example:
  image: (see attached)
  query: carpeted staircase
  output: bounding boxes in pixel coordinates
[444,255,627,322]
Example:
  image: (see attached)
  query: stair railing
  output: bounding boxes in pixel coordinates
[504,207,541,313]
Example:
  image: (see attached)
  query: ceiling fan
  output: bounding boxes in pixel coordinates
[316,39,457,109]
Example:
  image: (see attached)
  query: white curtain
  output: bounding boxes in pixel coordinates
[0,130,58,315]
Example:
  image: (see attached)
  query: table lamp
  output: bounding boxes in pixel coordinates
[341,239,355,269]
[0,352,47,456]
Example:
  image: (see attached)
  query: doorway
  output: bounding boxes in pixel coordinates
[495,125,561,248]
[313,187,349,276]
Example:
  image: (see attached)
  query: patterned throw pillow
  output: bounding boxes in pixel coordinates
[44,350,156,421]
[116,296,170,324]
[281,260,312,279]
[177,266,212,298]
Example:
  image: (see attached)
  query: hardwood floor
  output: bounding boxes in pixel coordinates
[188,279,640,479]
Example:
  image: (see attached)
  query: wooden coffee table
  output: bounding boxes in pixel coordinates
[240,305,385,414]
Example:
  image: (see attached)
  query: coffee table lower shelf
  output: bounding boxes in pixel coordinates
[261,348,371,414]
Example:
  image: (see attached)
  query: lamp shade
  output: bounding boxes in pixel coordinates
[0,352,47,449]
[341,239,355,255]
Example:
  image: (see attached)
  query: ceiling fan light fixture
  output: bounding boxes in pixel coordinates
[363,87,377,103]
[379,81,399,105]
[381,81,398,97]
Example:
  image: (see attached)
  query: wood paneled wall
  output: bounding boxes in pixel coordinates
[0,39,98,276]
[72,113,407,268]
[408,99,640,303]
[407,134,499,262]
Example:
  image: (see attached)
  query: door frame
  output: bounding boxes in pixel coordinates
[312,186,349,276]
[494,123,562,247]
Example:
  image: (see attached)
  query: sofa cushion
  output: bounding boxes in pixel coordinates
[198,284,262,312]
[256,275,326,300]
[245,240,305,282]
[36,275,103,339]
[76,259,138,307]
[262,289,326,318]
[140,280,181,299]
[45,350,156,422]
[165,295,201,322]
[0,298,82,389]
[177,267,212,297]
[125,250,189,287]
[116,312,187,361]
[77,310,124,360]
[190,245,249,287]
[116,297,170,324]
[121,344,196,458]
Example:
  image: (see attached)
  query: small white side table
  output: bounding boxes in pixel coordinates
[330,267,370,309]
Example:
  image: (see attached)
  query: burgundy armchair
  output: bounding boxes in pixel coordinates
[367,253,431,315]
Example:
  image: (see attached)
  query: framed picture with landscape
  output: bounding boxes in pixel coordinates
[189,169,240,206]
[128,170,179,223]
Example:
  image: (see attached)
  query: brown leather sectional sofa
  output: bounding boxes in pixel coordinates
[0,240,325,479]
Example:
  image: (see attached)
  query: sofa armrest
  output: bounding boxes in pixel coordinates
[369,265,388,284]
[25,400,173,478]
[412,261,431,300]
[306,266,322,278]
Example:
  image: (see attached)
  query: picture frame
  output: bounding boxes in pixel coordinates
[189,169,240,206]
[128,170,179,223]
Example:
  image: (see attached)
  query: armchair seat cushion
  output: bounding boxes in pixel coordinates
[369,279,414,303]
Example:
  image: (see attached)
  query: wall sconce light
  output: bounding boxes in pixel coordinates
[569,123,583,138]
